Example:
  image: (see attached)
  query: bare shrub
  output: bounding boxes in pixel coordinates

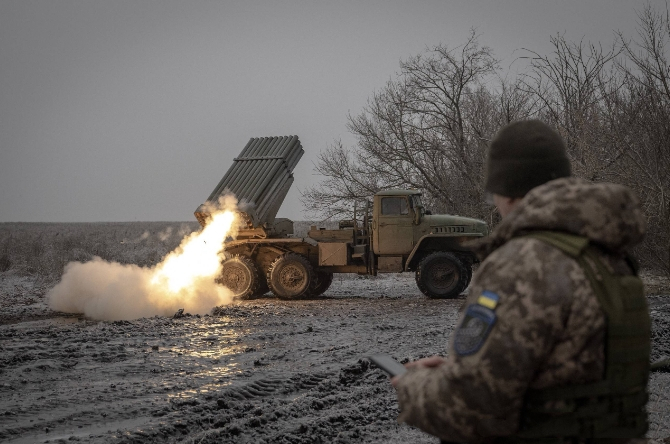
[0,222,201,282]
[0,233,11,272]
[0,254,10,272]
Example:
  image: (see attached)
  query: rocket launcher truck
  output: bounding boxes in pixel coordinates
[195,135,488,300]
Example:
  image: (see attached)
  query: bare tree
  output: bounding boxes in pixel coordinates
[302,31,515,221]
[616,3,670,273]
[301,141,383,220]
[518,34,625,181]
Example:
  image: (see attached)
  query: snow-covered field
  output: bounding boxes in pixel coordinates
[1,222,668,443]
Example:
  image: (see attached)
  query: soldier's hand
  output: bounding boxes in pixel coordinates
[391,355,446,387]
[405,355,445,369]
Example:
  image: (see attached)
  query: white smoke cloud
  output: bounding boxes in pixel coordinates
[47,195,239,321]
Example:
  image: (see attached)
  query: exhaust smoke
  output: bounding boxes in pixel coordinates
[47,196,240,321]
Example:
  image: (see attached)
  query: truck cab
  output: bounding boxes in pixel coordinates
[372,190,417,255]
[370,189,488,280]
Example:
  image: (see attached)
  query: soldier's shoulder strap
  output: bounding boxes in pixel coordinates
[520,230,590,259]
[522,230,640,275]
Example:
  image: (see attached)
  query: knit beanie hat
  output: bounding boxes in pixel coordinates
[485,120,571,198]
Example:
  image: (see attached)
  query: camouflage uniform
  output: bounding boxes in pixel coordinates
[394,177,647,443]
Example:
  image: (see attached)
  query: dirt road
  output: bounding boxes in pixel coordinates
[1,275,669,443]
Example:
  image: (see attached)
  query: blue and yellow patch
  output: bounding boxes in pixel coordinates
[453,291,500,356]
[477,290,499,309]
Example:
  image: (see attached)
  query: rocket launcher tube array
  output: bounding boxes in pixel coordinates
[225,137,288,203]
[205,138,255,203]
[195,136,304,228]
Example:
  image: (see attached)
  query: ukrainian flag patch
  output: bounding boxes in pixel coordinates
[477,290,499,309]
[453,291,500,356]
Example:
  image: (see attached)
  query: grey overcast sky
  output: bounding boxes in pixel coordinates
[0,0,660,222]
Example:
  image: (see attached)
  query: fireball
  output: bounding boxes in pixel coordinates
[150,210,237,294]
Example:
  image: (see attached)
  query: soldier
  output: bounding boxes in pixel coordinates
[392,120,651,442]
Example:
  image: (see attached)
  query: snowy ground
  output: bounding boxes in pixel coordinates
[0,223,669,443]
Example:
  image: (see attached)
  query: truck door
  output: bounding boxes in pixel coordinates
[373,196,414,255]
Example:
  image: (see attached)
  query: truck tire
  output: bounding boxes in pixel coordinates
[267,253,316,299]
[217,255,262,300]
[463,263,473,289]
[415,252,467,299]
[309,271,334,297]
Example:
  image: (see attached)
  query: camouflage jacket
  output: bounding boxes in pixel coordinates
[395,177,646,443]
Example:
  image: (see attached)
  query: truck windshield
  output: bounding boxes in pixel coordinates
[381,197,409,215]
[411,195,423,209]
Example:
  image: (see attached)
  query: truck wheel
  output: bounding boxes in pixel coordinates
[217,255,262,300]
[415,252,467,299]
[463,263,473,289]
[268,253,315,299]
[461,255,477,289]
[309,271,334,297]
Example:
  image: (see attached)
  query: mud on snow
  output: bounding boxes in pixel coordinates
[1,274,670,443]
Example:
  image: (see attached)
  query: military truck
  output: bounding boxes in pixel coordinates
[195,135,488,300]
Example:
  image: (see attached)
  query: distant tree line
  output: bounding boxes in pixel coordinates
[301,3,670,275]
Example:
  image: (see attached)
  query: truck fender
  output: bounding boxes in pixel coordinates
[405,234,476,271]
